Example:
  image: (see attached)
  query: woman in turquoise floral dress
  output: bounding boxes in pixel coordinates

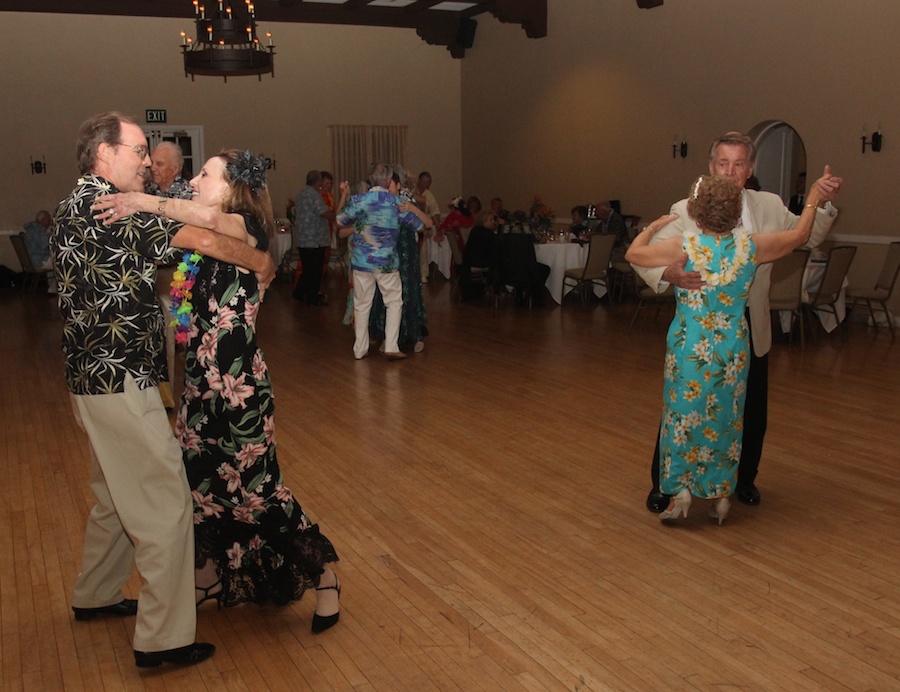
[627,174,826,525]
[95,150,341,631]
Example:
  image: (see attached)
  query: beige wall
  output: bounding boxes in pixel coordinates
[0,11,463,233]
[3,4,899,313]
[459,0,900,310]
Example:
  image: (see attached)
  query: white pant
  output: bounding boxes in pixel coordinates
[352,270,402,358]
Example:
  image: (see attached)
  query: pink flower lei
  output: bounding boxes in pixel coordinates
[170,249,203,343]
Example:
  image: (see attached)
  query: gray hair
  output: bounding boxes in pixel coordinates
[708,131,757,163]
[369,162,394,188]
[153,141,184,168]
[392,163,409,187]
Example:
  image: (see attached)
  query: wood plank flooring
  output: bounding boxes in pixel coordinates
[1,272,898,691]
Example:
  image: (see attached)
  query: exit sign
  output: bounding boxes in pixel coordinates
[146,110,167,123]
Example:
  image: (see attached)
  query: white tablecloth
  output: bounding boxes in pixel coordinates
[269,231,293,270]
[428,236,453,280]
[534,241,607,304]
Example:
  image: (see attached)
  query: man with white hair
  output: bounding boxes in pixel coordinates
[633,131,842,513]
[145,141,193,408]
[145,141,192,199]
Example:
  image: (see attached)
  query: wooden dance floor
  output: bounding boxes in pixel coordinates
[2,272,899,690]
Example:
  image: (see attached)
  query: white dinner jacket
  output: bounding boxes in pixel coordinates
[633,190,837,357]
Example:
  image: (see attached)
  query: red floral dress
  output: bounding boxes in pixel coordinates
[175,214,338,606]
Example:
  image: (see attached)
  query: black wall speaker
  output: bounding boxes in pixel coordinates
[637,0,664,7]
[457,17,477,50]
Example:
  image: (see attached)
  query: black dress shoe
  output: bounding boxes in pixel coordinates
[646,490,670,514]
[134,642,216,668]
[737,485,761,505]
[72,598,138,621]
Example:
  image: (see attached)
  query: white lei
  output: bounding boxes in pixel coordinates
[683,228,753,288]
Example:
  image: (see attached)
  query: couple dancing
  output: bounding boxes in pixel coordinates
[59,112,339,670]
[628,163,839,524]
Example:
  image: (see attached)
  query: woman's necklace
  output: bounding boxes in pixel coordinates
[170,249,203,343]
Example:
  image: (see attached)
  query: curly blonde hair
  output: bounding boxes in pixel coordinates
[686,175,742,234]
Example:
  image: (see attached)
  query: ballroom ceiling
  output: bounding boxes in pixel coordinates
[0,0,548,58]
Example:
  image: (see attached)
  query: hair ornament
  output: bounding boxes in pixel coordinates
[692,176,704,200]
[226,150,272,196]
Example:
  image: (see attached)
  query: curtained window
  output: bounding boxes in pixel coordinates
[329,124,407,189]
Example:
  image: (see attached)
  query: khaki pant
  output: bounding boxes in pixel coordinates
[70,375,196,652]
[352,270,402,358]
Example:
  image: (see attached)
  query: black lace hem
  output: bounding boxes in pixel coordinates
[195,517,339,608]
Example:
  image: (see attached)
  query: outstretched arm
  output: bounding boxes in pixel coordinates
[625,214,684,268]
[755,177,826,264]
[172,225,276,292]
[92,192,249,242]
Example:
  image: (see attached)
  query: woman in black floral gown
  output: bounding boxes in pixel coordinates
[97,150,341,632]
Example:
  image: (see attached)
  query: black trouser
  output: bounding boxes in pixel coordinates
[293,246,326,303]
[650,311,768,493]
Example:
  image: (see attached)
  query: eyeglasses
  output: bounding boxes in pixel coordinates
[115,143,149,159]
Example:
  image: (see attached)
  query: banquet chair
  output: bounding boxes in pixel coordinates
[802,245,856,339]
[845,241,900,338]
[495,233,547,308]
[768,248,810,348]
[458,226,494,302]
[629,274,675,329]
[562,233,615,305]
[608,218,642,302]
[331,234,349,277]
[280,226,300,279]
[10,232,50,293]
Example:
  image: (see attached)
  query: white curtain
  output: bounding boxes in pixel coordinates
[330,124,407,189]
[371,125,408,172]
[329,125,368,190]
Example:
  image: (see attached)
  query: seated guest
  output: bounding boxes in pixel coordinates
[495,230,550,307]
[596,199,630,261]
[490,197,511,227]
[23,209,56,293]
[595,200,628,246]
[435,196,473,250]
[467,196,482,219]
[570,205,591,237]
[460,210,498,301]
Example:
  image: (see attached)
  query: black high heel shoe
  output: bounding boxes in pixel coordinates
[195,580,223,609]
[311,578,341,634]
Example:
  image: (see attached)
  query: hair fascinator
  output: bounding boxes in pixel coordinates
[227,150,272,196]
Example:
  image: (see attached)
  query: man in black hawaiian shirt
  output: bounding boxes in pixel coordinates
[53,111,275,669]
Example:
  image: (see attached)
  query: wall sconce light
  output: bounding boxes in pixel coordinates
[31,156,47,174]
[861,125,883,153]
[672,136,687,159]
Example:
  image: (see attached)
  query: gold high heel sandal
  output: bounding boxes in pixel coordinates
[659,488,692,521]
[709,497,731,526]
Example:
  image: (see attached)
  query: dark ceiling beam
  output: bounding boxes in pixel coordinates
[491,0,546,39]
[0,0,548,57]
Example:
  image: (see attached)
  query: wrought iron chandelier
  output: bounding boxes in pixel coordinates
[181,1,275,81]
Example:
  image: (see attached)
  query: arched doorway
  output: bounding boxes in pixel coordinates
[747,121,806,204]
